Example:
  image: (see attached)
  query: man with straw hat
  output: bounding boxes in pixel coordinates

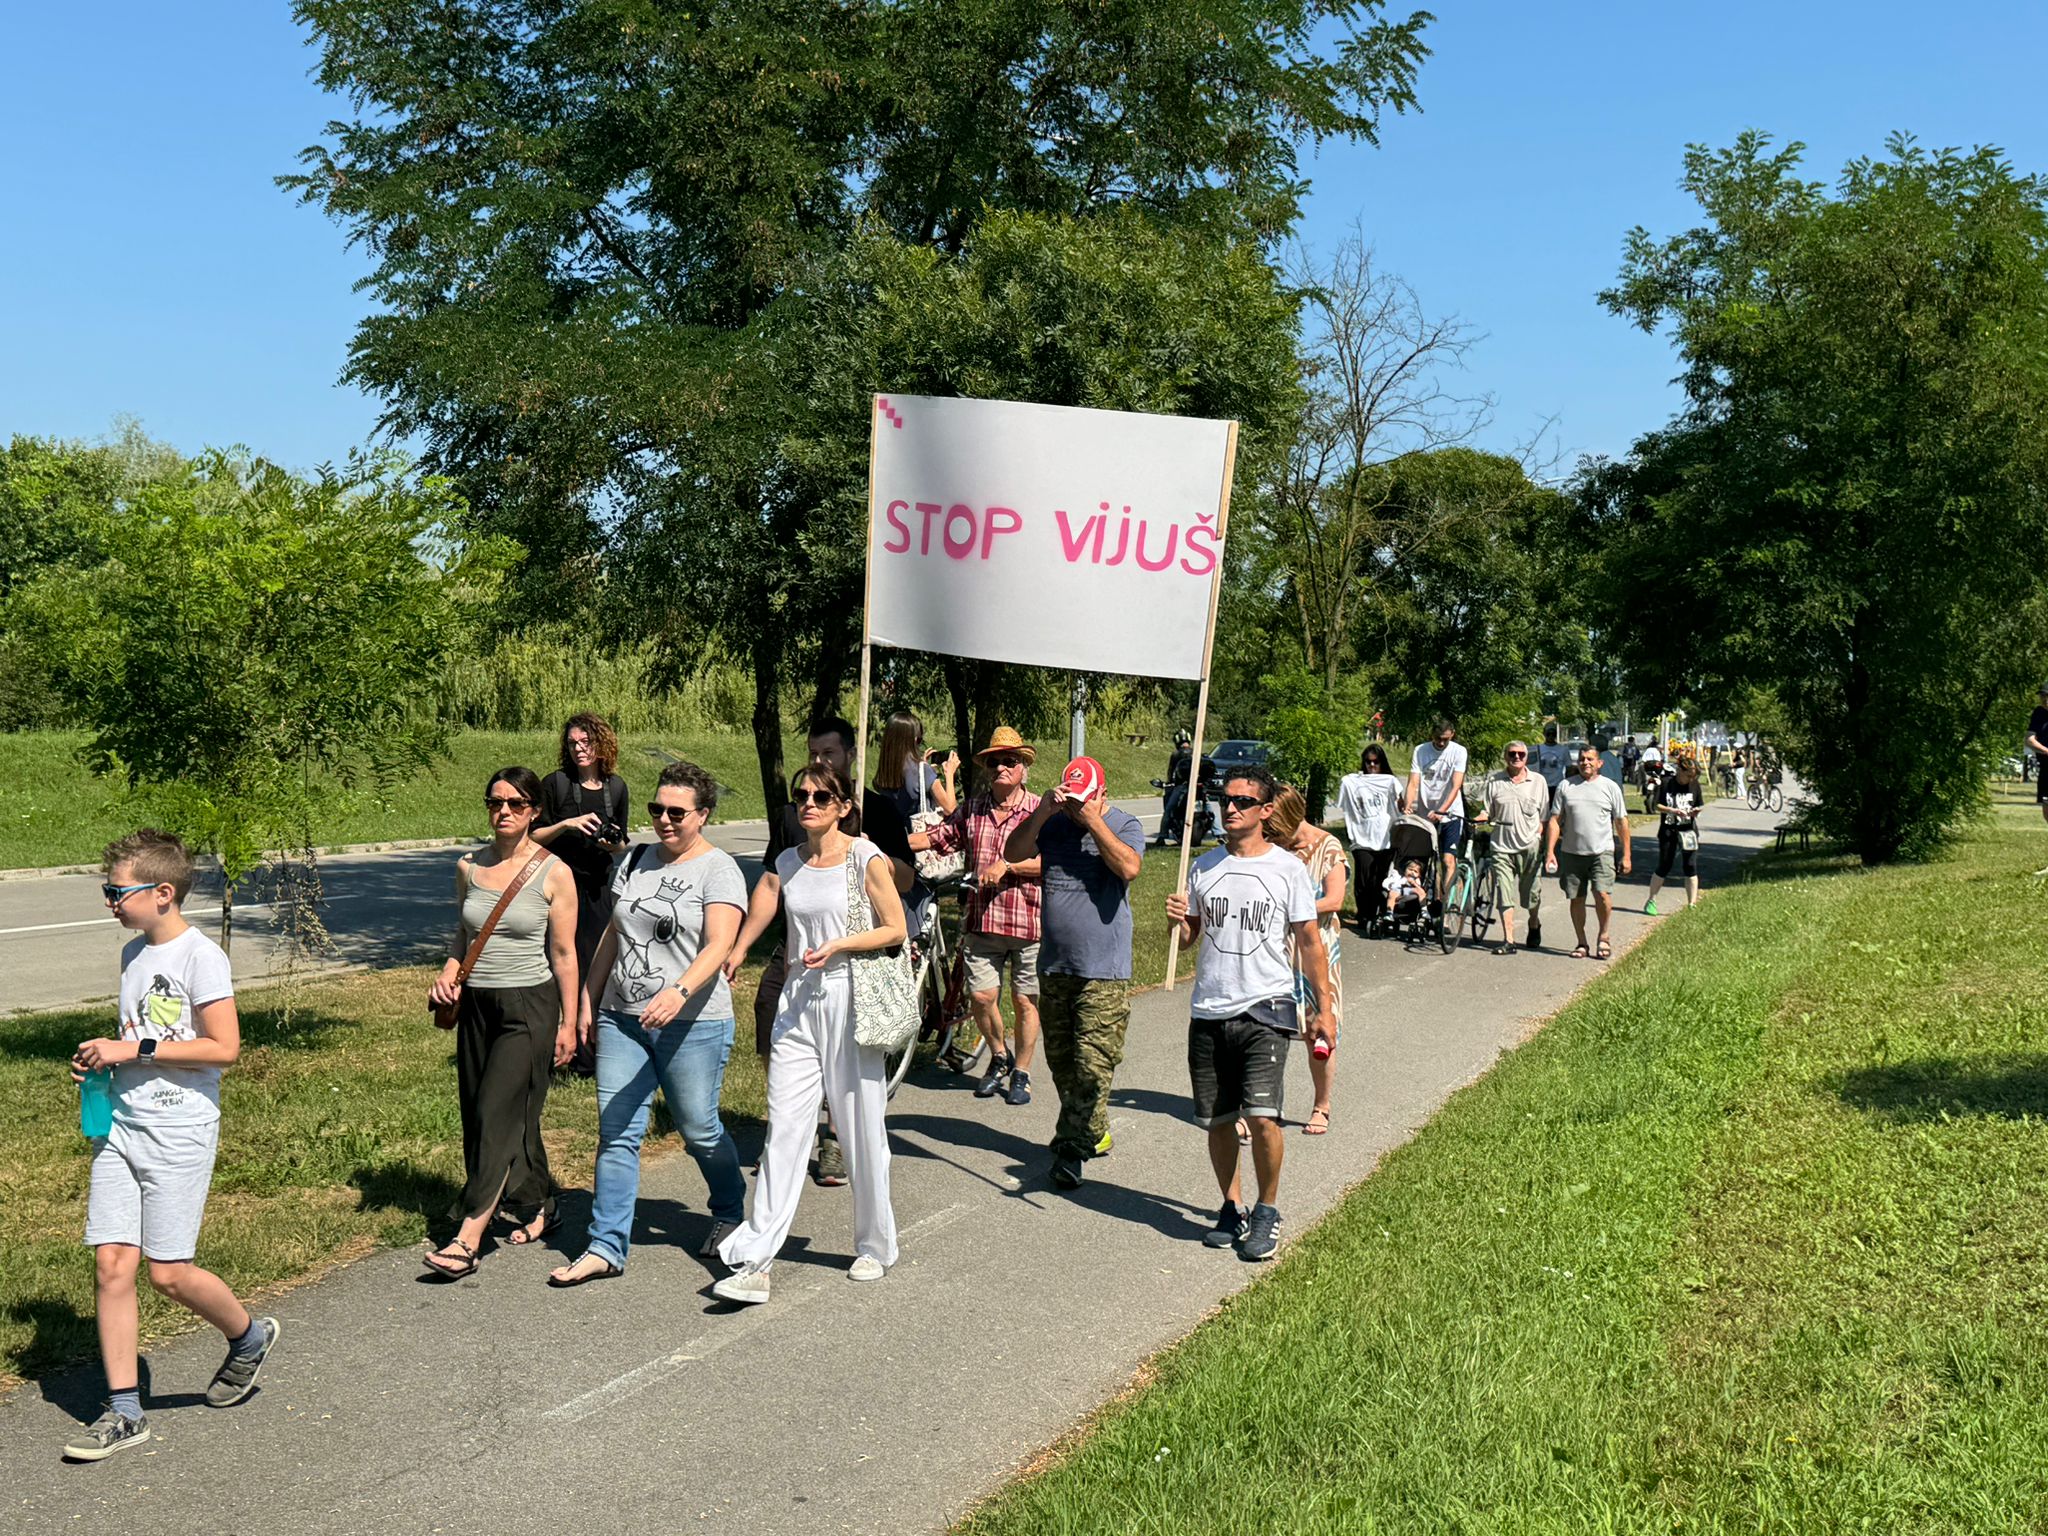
[909,727,1044,1104]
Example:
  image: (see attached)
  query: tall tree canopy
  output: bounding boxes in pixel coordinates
[1585,133,2048,862]
[285,0,1431,810]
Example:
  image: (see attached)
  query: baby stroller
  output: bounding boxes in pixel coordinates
[1374,814,1454,953]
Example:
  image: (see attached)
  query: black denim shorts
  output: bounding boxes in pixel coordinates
[1187,1010,1291,1128]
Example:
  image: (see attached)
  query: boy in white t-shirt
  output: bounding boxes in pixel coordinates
[63,830,280,1462]
[1165,767,1334,1263]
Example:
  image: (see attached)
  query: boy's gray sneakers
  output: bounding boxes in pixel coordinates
[1240,1203,1283,1261]
[62,1407,151,1461]
[1203,1201,1249,1248]
[206,1316,281,1407]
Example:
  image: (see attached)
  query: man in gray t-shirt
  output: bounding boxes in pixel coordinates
[1544,745,1632,959]
[1006,765,1146,1190]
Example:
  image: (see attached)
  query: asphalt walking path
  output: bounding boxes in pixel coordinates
[1,803,1785,1533]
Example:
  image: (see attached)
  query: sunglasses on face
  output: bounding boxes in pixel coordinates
[1221,793,1269,812]
[1506,750,1528,759]
[484,796,533,812]
[794,789,842,809]
[102,882,158,903]
[648,802,699,821]
[988,754,1026,768]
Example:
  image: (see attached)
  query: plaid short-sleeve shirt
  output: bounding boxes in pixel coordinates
[924,791,1043,939]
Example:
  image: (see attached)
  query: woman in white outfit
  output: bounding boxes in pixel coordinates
[713,763,905,1303]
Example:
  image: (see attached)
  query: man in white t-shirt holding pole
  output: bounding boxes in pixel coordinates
[1165,765,1334,1263]
[1404,718,1469,902]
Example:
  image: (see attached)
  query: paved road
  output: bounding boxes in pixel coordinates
[0,804,1785,1530]
[0,798,1171,1017]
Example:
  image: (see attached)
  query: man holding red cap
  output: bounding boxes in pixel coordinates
[1007,754,1147,1189]
[910,726,1043,1103]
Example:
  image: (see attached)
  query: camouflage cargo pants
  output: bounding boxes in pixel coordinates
[1039,974,1132,1160]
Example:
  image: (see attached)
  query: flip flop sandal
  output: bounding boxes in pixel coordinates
[423,1238,483,1279]
[1493,941,1516,956]
[1597,939,1613,959]
[1570,944,1591,959]
[506,1201,558,1245]
[547,1257,621,1288]
[1303,1107,1331,1136]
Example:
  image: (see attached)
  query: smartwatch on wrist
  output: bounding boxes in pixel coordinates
[137,1037,158,1062]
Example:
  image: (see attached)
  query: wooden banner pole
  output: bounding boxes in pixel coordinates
[856,396,884,798]
[1164,420,1240,992]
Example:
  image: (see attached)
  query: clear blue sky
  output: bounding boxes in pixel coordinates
[4,3,2044,476]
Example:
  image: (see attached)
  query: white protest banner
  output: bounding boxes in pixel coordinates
[864,394,1234,680]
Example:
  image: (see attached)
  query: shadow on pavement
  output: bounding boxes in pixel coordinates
[1834,1055,2048,1123]
[888,1111,1212,1241]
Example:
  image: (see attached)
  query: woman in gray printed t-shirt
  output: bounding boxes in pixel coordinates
[548,760,749,1287]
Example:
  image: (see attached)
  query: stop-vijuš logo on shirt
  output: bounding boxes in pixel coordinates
[1198,870,1292,956]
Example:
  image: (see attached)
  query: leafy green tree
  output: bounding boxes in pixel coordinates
[1355,449,1570,742]
[1588,134,2048,861]
[284,0,1431,814]
[0,426,187,728]
[8,450,511,945]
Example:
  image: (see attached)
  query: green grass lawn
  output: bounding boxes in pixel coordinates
[0,962,777,1392]
[958,810,2048,1534]
[0,727,1172,869]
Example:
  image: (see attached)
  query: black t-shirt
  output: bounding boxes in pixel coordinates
[766,789,913,876]
[1650,775,1700,829]
[2029,707,2048,758]
[540,770,629,883]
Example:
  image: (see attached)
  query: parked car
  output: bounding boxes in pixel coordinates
[1205,739,1270,785]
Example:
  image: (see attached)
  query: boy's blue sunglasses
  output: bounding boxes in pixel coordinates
[102,882,159,902]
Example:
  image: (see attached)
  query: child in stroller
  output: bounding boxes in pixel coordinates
[1371,814,1454,952]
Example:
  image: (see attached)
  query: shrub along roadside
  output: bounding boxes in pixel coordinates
[958,814,2048,1533]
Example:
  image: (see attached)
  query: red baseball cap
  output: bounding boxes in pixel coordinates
[1059,756,1106,801]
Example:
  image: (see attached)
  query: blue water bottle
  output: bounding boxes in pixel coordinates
[80,1069,115,1139]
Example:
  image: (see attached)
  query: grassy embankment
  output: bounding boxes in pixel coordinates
[0,844,1191,1389]
[0,727,1170,869]
[958,809,2048,1534]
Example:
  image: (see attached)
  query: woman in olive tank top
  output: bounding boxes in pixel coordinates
[423,766,581,1279]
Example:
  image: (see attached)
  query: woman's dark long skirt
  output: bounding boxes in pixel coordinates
[455,980,560,1220]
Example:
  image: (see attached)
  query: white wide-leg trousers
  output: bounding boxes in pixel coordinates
[719,966,898,1271]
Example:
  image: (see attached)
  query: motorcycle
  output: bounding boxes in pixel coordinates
[1150,775,1217,847]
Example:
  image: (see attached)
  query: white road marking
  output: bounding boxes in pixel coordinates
[543,1202,971,1424]
[0,903,271,939]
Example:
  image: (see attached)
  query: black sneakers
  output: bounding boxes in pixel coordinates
[974,1053,1013,1099]
[1203,1201,1249,1248]
[1050,1153,1085,1189]
[1005,1068,1032,1106]
[1240,1203,1283,1261]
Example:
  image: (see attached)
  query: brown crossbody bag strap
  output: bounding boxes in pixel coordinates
[432,848,550,1028]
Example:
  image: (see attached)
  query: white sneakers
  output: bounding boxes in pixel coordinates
[712,1253,889,1303]
[711,1263,772,1305]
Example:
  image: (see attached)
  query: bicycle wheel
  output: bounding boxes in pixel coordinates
[1747,781,1763,811]
[1446,869,1473,947]
[1470,874,1495,946]
[1434,903,1455,953]
[1767,784,1785,814]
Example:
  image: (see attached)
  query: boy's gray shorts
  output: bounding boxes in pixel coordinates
[85,1118,220,1261]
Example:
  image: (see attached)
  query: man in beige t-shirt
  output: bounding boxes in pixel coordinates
[1480,742,1550,954]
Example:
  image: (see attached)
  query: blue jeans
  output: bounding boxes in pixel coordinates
[586,1009,745,1269]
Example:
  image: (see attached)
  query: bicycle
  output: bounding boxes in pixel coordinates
[1444,825,1496,949]
[881,877,986,1099]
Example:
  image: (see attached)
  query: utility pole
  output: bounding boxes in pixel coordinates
[1069,676,1087,761]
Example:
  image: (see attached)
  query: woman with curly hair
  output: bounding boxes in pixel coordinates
[536,714,631,988]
